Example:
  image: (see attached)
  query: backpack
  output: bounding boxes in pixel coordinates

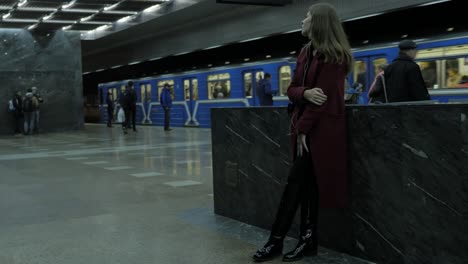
[8,99,15,112]
[23,97,33,112]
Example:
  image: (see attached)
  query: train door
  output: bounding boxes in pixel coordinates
[183,77,198,113]
[352,56,388,104]
[139,82,152,123]
[243,69,264,106]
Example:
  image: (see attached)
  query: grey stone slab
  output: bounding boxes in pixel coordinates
[211,106,468,264]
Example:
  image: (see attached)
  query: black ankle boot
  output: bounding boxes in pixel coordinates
[252,237,283,262]
[282,229,317,262]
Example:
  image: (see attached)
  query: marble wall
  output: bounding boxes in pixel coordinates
[0,29,83,135]
[211,105,468,264]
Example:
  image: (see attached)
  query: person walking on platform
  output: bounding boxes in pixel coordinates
[106,90,114,127]
[384,40,431,102]
[119,85,132,134]
[257,73,275,106]
[160,83,172,131]
[252,3,351,262]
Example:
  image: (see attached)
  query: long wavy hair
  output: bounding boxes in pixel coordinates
[306,3,353,73]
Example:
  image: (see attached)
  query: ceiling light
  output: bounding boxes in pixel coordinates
[27,24,37,30]
[401,34,408,38]
[43,14,53,20]
[62,0,77,9]
[418,0,451,7]
[62,25,72,30]
[144,4,161,13]
[266,55,272,58]
[447,27,454,32]
[2,13,11,20]
[343,12,384,22]
[239,37,263,43]
[95,25,111,31]
[225,61,230,64]
[244,58,250,62]
[208,64,213,67]
[104,2,121,11]
[117,16,131,23]
[362,40,369,44]
[18,0,28,7]
[81,15,94,22]
[289,51,296,54]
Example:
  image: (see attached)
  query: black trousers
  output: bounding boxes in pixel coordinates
[107,107,113,126]
[13,112,23,134]
[122,108,131,129]
[164,107,170,130]
[130,107,136,130]
[270,153,319,239]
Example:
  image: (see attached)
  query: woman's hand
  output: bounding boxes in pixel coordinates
[297,134,309,157]
[304,88,327,105]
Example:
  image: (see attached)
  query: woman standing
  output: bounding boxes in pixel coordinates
[253,3,352,262]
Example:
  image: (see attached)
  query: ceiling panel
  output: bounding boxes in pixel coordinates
[0,0,170,33]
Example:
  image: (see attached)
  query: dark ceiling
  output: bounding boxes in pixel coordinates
[83,0,467,96]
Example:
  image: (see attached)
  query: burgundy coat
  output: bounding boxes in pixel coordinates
[287,46,348,208]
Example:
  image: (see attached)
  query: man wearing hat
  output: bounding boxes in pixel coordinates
[384,40,431,102]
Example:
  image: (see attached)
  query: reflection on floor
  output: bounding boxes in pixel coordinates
[0,124,373,264]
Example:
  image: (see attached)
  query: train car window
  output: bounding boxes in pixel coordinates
[146,84,152,103]
[244,73,252,97]
[121,85,126,93]
[184,80,190,100]
[416,45,468,88]
[140,84,146,102]
[112,88,117,103]
[416,60,439,89]
[279,66,291,96]
[208,73,231,99]
[353,60,367,89]
[158,80,175,101]
[192,79,199,100]
[372,58,388,76]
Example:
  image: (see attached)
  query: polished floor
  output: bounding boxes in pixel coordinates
[0,124,373,264]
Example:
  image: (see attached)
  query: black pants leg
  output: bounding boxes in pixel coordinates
[164,107,170,130]
[131,108,136,130]
[123,109,131,129]
[107,108,113,127]
[269,153,318,239]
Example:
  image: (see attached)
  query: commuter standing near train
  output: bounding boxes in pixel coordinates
[257,73,275,106]
[252,3,351,262]
[120,84,132,134]
[384,40,431,102]
[106,90,114,128]
[160,83,173,131]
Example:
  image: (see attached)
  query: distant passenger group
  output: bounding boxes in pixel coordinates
[9,87,43,136]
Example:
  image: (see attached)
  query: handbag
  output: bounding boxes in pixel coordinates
[117,108,125,123]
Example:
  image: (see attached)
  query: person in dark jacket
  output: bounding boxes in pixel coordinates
[12,91,23,135]
[368,64,388,103]
[160,83,172,131]
[31,87,43,133]
[253,3,352,262]
[257,73,275,106]
[106,90,114,127]
[128,81,138,132]
[119,85,132,134]
[23,88,38,135]
[384,40,431,102]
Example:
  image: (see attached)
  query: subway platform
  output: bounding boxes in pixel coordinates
[0,125,371,264]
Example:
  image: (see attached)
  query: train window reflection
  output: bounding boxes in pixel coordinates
[279,66,291,96]
[417,61,438,89]
[353,60,367,89]
[158,80,175,100]
[208,73,231,99]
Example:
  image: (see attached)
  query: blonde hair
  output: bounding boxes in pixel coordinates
[306,3,353,73]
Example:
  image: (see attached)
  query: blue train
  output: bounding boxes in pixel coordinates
[98,35,468,128]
